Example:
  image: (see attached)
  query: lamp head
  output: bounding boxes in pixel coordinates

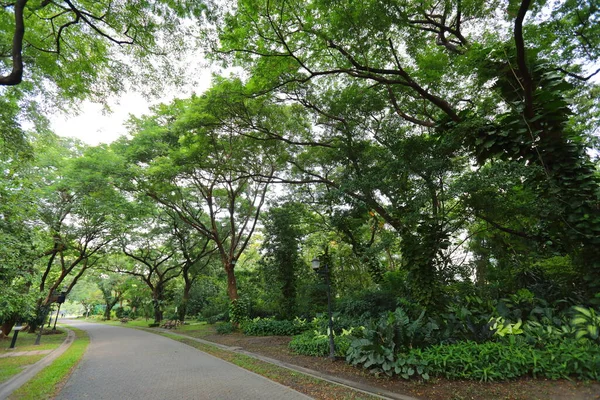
[311,257,321,271]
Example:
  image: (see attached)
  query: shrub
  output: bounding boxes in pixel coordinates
[229,297,251,325]
[417,338,600,381]
[115,308,130,319]
[205,312,227,324]
[345,307,439,376]
[216,322,235,334]
[242,317,309,336]
[289,330,351,357]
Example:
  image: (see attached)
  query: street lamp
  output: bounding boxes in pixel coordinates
[311,256,336,360]
[53,291,67,331]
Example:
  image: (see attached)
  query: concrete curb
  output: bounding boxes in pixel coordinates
[157,329,420,400]
[0,328,75,400]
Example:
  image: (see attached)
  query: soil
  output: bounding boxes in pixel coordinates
[200,332,600,400]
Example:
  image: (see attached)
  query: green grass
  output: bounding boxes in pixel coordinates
[1,330,67,354]
[0,329,67,384]
[0,355,46,384]
[8,326,90,400]
[89,317,156,328]
[93,317,216,337]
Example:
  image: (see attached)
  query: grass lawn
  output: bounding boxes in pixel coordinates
[0,329,67,384]
[92,317,215,337]
[1,330,67,354]
[0,355,46,384]
[8,326,89,400]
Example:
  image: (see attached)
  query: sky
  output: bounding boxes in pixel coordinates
[51,67,216,146]
[51,92,153,146]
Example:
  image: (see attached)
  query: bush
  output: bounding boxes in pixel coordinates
[242,317,309,336]
[115,307,130,319]
[289,330,351,357]
[418,338,600,381]
[229,297,251,325]
[216,322,235,334]
[205,312,227,325]
[345,307,438,375]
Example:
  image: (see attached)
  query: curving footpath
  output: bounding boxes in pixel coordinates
[54,320,312,400]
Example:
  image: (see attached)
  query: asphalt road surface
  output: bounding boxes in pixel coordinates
[55,320,312,400]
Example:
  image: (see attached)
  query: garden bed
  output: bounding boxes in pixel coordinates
[198,331,600,400]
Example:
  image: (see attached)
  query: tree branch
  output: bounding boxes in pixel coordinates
[514,0,535,119]
[0,0,27,85]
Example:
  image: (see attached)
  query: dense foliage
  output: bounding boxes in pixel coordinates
[1,0,599,384]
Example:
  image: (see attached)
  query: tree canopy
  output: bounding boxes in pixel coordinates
[1,0,599,350]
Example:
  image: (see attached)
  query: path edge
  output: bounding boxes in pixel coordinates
[0,328,75,400]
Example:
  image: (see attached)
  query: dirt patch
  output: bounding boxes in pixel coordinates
[199,332,600,400]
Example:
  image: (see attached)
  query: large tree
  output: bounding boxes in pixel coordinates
[118,79,297,301]
[216,0,600,300]
[1,0,205,92]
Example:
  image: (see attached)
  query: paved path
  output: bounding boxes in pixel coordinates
[55,321,312,400]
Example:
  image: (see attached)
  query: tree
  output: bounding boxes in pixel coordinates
[118,214,183,324]
[216,0,600,301]
[1,0,206,92]
[67,276,102,318]
[259,202,305,318]
[94,271,130,320]
[169,212,216,321]
[0,130,38,335]
[24,139,127,332]
[119,79,296,301]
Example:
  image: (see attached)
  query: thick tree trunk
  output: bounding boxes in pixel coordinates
[104,299,118,320]
[225,264,239,301]
[153,285,164,323]
[178,282,191,321]
[1,318,16,337]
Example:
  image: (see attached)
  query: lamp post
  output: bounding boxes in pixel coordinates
[9,322,23,349]
[311,256,336,360]
[53,291,67,331]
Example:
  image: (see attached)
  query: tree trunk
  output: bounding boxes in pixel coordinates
[225,263,239,301]
[153,285,164,323]
[1,318,16,337]
[178,282,191,321]
[104,299,118,320]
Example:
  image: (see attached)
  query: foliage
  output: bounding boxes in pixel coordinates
[345,307,438,375]
[418,339,600,381]
[0,0,206,99]
[242,317,309,336]
[259,202,306,319]
[289,330,351,357]
[571,306,600,341]
[216,322,235,334]
[229,297,251,325]
[490,317,524,338]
